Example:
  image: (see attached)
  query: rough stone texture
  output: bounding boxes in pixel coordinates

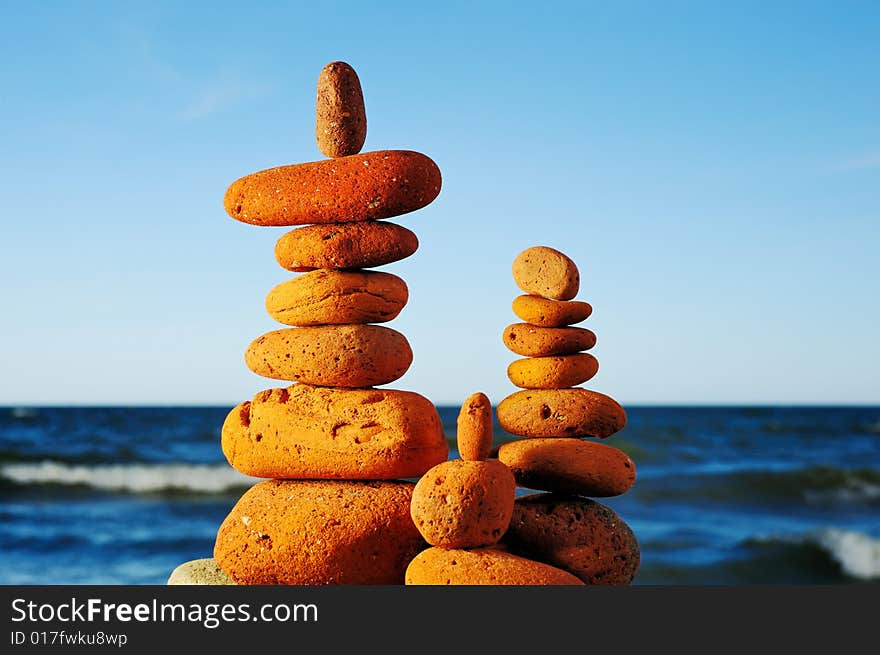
[215,480,425,584]
[405,547,584,585]
[498,438,636,496]
[512,246,580,300]
[274,221,418,272]
[222,384,448,479]
[504,493,640,585]
[512,294,592,327]
[245,325,412,387]
[496,388,626,438]
[503,323,596,357]
[224,150,441,226]
[265,270,408,326]
[507,354,599,389]
[456,392,493,461]
[410,460,515,548]
[167,558,235,585]
[316,61,367,158]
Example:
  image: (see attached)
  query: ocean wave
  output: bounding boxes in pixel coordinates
[634,465,880,507]
[0,460,255,494]
[747,529,880,580]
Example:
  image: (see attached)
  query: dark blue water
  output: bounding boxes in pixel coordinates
[1,406,878,584]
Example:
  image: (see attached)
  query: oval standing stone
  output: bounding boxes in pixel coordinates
[316,61,367,158]
[456,392,494,461]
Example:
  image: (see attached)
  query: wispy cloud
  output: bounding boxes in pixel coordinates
[178,76,266,121]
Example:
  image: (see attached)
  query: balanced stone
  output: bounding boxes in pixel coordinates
[456,392,493,461]
[503,323,597,357]
[275,221,419,272]
[167,558,235,585]
[215,480,425,585]
[498,438,635,496]
[265,270,408,326]
[316,61,367,158]
[496,388,626,438]
[410,460,515,548]
[507,353,599,389]
[512,294,592,327]
[224,150,441,226]
[504,493,640,585]
[405,547,584,585]
[512,246,579,300]
[245,325,412,387]
[222,385,448,479]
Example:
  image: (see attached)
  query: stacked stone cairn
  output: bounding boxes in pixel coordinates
[405,393,584,584]
[169,61,449,585]
[492,246,641,584]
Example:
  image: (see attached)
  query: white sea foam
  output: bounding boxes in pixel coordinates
[813,528,880,580]
[0,460,255,493]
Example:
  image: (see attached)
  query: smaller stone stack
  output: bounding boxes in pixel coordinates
[405,393,584,585]
[495,246,641,585]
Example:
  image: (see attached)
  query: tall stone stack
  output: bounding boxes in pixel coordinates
[183,61,449,585]
[495,246,641,585]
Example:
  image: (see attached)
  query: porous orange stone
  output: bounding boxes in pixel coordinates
[456,392,493,461]
[274,221,419,272]
[503,323,596,357]
[405,547,584,585]
[498,438,636,496]
[245,325,412,387]
[410,460,515,548]
[504,493,640,585]
[512,246,580,301]
[214,480,425,584]
[265,269,408,326]
[507,353,599,389]
[316,61,367,158]
[222,385,448,479]
[512,295,592,327]
[496,388,626,438]
[224,150,441,226]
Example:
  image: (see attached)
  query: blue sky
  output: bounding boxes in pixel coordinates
[1,1,877,405]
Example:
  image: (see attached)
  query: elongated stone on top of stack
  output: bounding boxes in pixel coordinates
[495,246,641,585]
[209,61,448,585]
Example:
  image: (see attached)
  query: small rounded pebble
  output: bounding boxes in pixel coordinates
[456,392,493,461]
[496,388,626,438]
[507,354,599,389]
[405,547,584,585]
[503,323,596,357]
[275,221,419,272]
[512,295,592,327]
[504,493,640,585]
[224,150,441,226]
[316,61,367,158]
[245,325,412,387]
[266,269,408,326]
[512,246,580,300]
[498,438,636,496]
[167,558,235,585]
[410,460,515,548]
[215,480,425,584]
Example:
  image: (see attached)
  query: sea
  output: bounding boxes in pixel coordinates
[1,406,878,585]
